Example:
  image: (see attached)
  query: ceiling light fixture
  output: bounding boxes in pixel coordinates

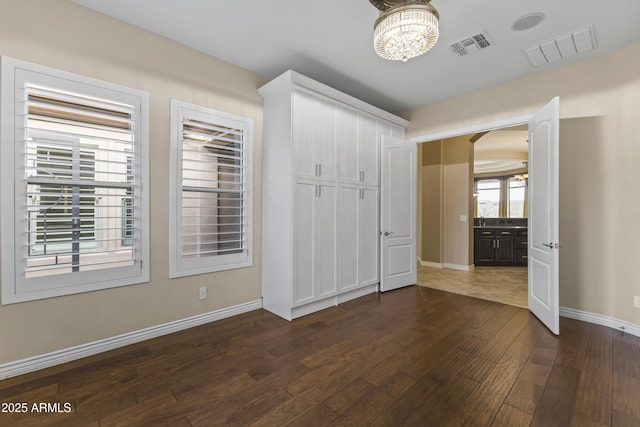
[370,0,440,62]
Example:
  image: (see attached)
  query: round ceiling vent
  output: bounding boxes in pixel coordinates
[511,13,545,31]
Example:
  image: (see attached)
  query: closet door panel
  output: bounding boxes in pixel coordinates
[314,99,338,181]
[336,106,359,183]
[292,91,316,179]
[338,185,359,292]
[315,183,338,298]
[359,188,380,286]
[358,114,379,186]
[293,181,316,305]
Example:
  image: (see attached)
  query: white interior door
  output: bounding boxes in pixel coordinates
[380,135,417,292]
[528,97,560,335]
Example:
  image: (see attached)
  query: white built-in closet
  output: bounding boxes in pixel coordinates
[259,71,407,320]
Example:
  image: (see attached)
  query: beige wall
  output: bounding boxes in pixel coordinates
[406,40,640,327]
[420,141,443,263]
[0,0,267,364]
[420,137,474,268]
[442,136,474,268]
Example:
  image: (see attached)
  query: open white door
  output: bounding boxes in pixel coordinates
[380,135,417,292]
[528,97,560,335]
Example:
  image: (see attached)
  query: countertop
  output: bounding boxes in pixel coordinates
[473,225,527,229]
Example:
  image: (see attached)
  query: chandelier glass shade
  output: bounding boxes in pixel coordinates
[373,4,439,62]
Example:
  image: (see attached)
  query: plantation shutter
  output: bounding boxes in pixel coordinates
[170,100,252,277]
[180,117,247,257]
[24,84,137,277]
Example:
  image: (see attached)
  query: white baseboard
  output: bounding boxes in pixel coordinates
[419,260,443,268]
[443,263,474,272]
[417,257,474,272]
[0,299,263,380]
[5,298,636,381]
[560,307,640,338]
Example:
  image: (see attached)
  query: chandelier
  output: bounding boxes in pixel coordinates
[370,0,440,62]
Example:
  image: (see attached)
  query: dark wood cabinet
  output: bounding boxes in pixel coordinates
[475,229,496,263]
[474,227,527,266]
[495,237,515,263]
[514,229,528,265]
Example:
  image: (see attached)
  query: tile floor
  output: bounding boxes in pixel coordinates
[417,265,528,308]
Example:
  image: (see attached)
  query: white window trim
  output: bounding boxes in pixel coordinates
[169,99,253,278]
[0,56,150,304]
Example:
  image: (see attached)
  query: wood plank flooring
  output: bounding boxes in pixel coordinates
[1,286,639,426]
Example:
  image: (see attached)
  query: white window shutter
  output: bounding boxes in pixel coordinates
[169,100,252,278]
[1,56,149,304]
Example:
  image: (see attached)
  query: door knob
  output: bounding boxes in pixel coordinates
[542,242,553,248]
[384,231,393,237]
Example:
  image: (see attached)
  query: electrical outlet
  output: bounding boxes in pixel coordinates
[634,296,640,308]
[198,286,207,301]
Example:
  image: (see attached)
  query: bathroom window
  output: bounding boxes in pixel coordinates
[476,179,501,218]
[508,178,526,218]
[475,176,527,218]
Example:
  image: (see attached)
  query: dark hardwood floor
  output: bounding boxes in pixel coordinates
[1,286,639,426]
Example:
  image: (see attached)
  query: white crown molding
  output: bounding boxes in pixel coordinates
[0,299,263,380]
[258,70,409,127]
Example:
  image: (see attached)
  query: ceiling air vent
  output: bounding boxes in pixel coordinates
[524,26,597,67]
[450,31,492,56]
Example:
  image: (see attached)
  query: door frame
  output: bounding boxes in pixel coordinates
[409,114,532,145]
[409,112,548,307]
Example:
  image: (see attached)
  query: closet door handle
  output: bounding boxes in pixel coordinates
[318,164,322,177]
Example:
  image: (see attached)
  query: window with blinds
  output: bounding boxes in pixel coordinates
[1,56,149,304]
[25,85,137,276]
[169,100,252,277]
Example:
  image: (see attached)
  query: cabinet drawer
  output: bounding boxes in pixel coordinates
[474,228,494,236]
[515,249,528,264]
[516,236,528,249]
[516,229,528,237]
[496,229,515,237]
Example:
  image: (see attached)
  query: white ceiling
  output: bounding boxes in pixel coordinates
[473,129,528,174]
[70,0,640,114]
